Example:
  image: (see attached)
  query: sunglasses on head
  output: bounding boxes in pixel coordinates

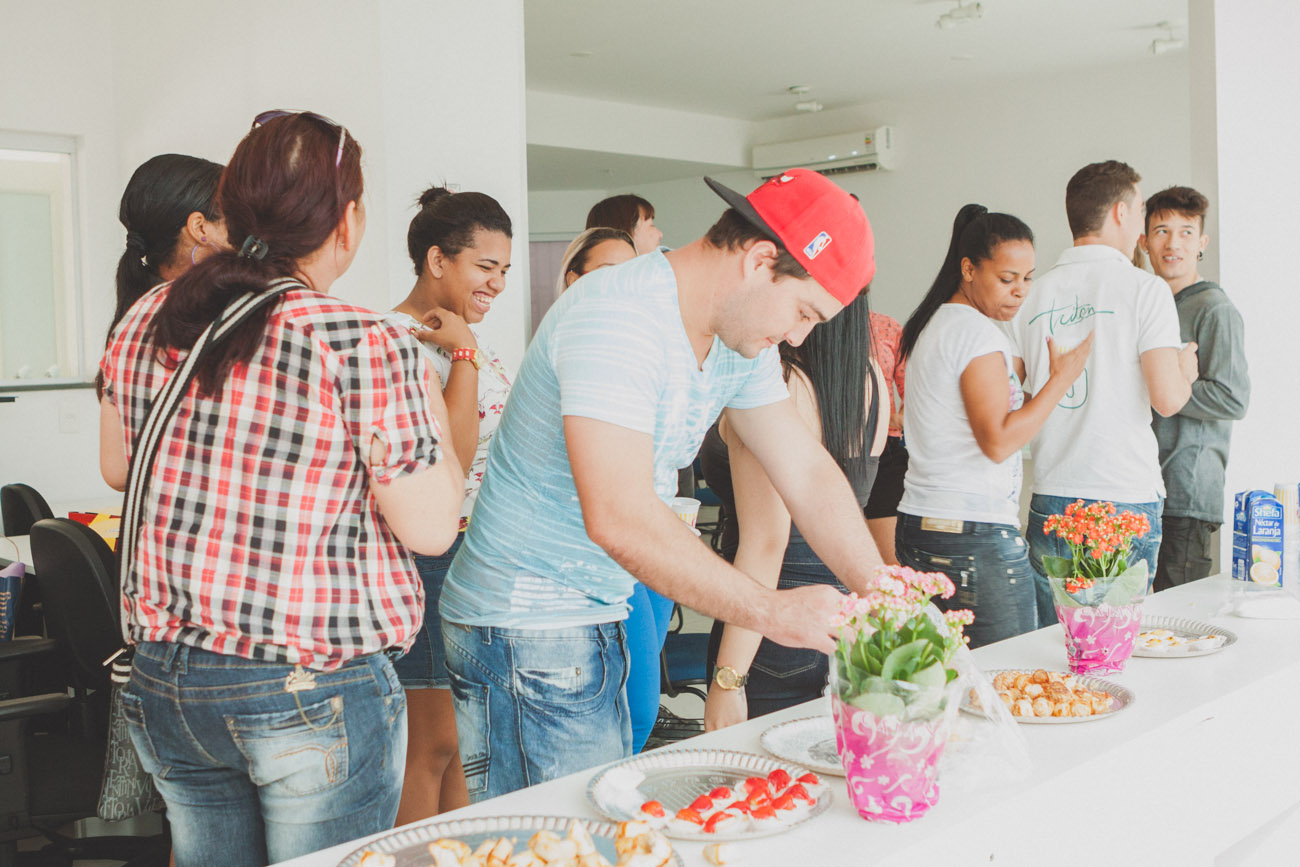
[252,110,348,168]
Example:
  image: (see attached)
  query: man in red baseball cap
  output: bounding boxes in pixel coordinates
[440,169,885,799]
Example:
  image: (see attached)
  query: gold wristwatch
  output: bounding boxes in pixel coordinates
[712,665,749,690]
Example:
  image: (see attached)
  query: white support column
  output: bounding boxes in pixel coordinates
[1189,0,1300,531]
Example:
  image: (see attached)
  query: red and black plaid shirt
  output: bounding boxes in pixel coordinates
[101,283,442,670]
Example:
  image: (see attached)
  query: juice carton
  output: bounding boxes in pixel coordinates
[1232,490,1284,587]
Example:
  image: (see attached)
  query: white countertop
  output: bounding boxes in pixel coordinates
[277,575,1300,866]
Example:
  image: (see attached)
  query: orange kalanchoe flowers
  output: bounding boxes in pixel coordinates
[1043,500,1151,587]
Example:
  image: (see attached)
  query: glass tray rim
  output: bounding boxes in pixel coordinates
[1132,615,1238,657]
[759,715,844,777]
[585,747,832,841]
[335,813,683,867]
[961,668,1134,725]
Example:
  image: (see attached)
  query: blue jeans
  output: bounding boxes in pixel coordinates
[121,642,406,867]
[392,534,463,689]
[895,514,1038,649]
[706,537,844,718]
[1027,494,1163,627]
[625,581,675,751]
[441,619,631,802]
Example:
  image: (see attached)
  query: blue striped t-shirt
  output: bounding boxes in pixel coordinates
[439,251,788,628]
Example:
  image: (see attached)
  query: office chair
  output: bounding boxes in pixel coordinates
[0,663,168,865]
[1,519,169,865]
[1,484,54,537]
[645,605,710,749]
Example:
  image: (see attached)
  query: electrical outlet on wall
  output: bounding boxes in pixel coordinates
[58,397,79,434]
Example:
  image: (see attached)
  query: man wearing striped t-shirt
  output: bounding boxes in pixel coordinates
[441,170,886,799]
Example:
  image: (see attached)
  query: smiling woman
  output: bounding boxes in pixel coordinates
[386,185,516,825]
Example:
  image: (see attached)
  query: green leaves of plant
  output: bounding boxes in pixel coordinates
[881,639,928,681]
[1042,555,1073,579]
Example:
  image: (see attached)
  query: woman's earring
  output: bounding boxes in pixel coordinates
[190,236,210,265]
[1197,251,1204,261]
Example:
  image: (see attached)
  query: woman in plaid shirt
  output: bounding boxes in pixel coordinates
[99,112,463,867]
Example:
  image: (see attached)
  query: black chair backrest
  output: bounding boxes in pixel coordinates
[28,519,119,693]
[2,483,54,536]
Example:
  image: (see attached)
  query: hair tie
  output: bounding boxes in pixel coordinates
[239,235,270,260]
[125,231,148,252]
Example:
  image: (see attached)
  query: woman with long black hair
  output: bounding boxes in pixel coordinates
[894,204,1092,648]
[99,112,464,866]
[112,154,226,330]
[702,289,888,727]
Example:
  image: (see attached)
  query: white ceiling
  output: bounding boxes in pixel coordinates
[525,0,1188,121]
[525,1,1187,189]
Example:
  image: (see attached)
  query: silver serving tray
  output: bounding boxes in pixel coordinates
[336,814,682,867]
[962,669,1135,725]
[759,716,843,777]
[1132,616,1238,658]
[586,748,831,841]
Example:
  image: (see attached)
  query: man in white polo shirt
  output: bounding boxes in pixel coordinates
[1011,160,1199,626]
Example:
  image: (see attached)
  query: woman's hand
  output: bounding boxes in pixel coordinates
[1046,332,1094,386]
[704,683,749,732]
[413,306,477,353]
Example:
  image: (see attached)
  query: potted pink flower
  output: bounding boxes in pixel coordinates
[830,565,973,823]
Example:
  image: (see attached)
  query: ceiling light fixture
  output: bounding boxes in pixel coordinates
[1149,22,1185,55]
[794,100,824,113]
[788,85,811,95]
[936,1,982,30]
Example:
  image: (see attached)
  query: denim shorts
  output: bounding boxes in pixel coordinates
[392,534,463,689]
[895,513,1038,649]
[1026,494,1163,627]
[121,642,406,867]
[440,618,631,802]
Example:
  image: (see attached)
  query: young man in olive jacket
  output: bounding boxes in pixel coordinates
[1141,186,1250,590]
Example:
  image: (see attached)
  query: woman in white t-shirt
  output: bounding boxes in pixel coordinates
[386,186,513,822]
[896,205,1093,647]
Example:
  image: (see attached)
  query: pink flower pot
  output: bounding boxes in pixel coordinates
[830,687,958,823]
[1055,600,1142,675]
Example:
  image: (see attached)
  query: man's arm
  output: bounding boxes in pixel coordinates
[725,399,884,595]
[565,414,842,653]
[1141,344,1198,417]
[1178,305,1250,421]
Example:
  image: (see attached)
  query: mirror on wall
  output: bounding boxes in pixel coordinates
[0,136,82,385]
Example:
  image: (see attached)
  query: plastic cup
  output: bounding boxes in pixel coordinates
[668,496,701,528]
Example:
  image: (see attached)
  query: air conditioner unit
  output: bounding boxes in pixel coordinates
[752,126,897,180]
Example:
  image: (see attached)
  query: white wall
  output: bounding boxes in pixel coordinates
[527,188,610,239]
[0,1,121,504]
[1193,0,1300,526]
[528,91,752,167]
[619,55,1191,324]
[0,0,530,506]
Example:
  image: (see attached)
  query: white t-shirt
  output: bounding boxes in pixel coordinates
[383,312,511,519]
[898,304,1025,525]
[1009,244,1181,502]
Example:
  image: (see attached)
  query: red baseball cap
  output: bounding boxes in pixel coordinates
[704,169,875,305]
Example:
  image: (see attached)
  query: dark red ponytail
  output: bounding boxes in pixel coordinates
[147,113,363,395]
